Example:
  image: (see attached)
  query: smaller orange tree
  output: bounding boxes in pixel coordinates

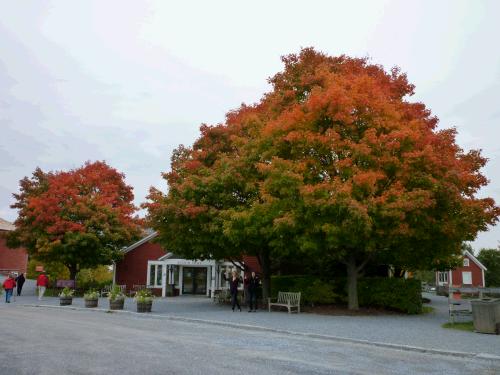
[8,161,142,280]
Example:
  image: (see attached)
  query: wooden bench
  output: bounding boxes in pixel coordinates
[100,284,112,297]
[213,289,231,304]
[268,292,301,314]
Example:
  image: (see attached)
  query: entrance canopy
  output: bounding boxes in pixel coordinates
[147,256,244,297]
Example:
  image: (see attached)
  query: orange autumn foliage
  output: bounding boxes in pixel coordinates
[146,48,499,308]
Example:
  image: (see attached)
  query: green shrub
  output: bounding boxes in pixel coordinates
[134,289,154,303]
[270,275,338,305]
[108,285,125,301]
[357,277,422,314]
[84,289,99,300]
[59,287,74,297]
[271,275,422,314]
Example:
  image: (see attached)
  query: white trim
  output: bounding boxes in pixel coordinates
[462,271,472,285]
[464,250,487,271]
[482,269,486,287]
[449,269,453,287]
[122,232,158,254]
[162,259,217,267]
[158,252,174,261]
[161,265,167,297]
[178,267,183,296]
[147,261,164,288]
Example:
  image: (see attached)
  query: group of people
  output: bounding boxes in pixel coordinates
[2,271,49,303]
[224,270,260,312]
[2,272,25,303]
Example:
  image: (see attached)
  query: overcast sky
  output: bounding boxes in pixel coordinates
[1,1,499,251]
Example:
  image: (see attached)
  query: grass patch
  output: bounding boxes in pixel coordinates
[441,321,474,332]
[421,306,434,314]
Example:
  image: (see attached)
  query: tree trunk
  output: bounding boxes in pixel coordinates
[259,250,271,301]
[346,256,359,310]
[68,264,78,282]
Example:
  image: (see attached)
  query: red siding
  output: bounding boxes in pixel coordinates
[0,231,28,275]
[115,242,166,291]
[451,257,484,287]
[242,255,261,276]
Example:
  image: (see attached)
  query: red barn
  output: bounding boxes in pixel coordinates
[0,218,28,276]
[436,250,486,289]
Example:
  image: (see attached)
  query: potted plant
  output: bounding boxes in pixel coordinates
[134,289,154,313]
[84,289,99,308]
[59,287,74,306]
[108,285,126,310]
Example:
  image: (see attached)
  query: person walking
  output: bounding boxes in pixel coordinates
[3,274,16,303]
[224,270,242,312]
[15,273,25,296]
[247,271,260,312]
[36,272,49,301]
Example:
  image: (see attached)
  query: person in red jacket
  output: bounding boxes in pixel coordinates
[3,274,16,303]
[36,272,49,301]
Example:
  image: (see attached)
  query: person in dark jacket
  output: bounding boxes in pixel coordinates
[247,271,260,312]
[15,273,25,296]
[224,270,242,312]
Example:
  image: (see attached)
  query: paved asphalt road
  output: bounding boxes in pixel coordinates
[0,306,498,375]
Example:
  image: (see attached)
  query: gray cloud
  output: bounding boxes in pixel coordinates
[1,0,499,251]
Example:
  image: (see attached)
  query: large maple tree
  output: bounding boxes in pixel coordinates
[146,48,499,308]
[8,161,142,280]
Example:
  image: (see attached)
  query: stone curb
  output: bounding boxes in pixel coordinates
[22,303,500,364]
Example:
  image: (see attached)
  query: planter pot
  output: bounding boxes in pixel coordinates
[60,296,73,306]
[109,298,125,310]
[136,301,152,313]
[85,298,98,308]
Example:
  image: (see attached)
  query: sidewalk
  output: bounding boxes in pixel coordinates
[5,292,500,357]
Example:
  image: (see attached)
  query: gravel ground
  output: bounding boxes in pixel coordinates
[8,292,500,356]
[0,306,498,375]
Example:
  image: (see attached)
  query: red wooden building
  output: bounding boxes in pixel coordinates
[0,218,28,276]
[114,232,166,292]
[436,250,486,288]
[114,232,261,297]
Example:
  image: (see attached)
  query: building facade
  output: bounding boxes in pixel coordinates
[114,232,260,298]
[0,218,28,276]
[436,250,486,289]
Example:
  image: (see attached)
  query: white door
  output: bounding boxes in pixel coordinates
[462,271,472,285]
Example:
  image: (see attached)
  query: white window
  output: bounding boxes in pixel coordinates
[463,258,470,267]
[148,264,163,287]
[438,272,448,283]
[462,272,472,285]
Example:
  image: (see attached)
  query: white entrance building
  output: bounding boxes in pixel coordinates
[147,253,244,298]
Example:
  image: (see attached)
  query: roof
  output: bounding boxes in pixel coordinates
[0,218,15,232]
[464,250,487,271]
[122,231,158,254]
[158,252,174,261]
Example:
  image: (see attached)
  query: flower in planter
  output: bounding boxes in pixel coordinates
[84,289,99,300]
[59,287,75,298]
[134,289,154,303]
[107,285,126,302]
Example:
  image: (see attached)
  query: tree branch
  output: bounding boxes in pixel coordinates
[356,254,373,273]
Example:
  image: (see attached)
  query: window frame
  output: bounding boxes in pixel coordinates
[147,262,164,288]
[438,272,448,283]
[463,258,470,267]
[462,271,472,285]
